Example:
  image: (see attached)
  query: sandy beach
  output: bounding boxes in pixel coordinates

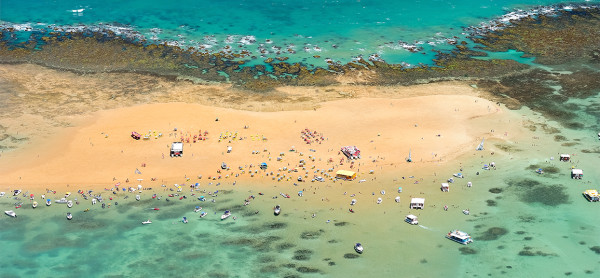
[0,82,518,198]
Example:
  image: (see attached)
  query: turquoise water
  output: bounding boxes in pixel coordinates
[1,1,598,67]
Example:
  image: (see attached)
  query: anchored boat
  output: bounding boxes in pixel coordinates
[354,243,364,254]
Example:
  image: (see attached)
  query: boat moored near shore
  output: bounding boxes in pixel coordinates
[583,190,600,202]
[4,210,16,217]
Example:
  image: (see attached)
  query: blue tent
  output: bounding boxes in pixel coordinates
[260,162,268,169]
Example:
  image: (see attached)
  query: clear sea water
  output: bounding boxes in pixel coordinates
[1,0,598,67]
[2,1,600,277]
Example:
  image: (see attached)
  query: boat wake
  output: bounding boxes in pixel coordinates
[418,225,435,231]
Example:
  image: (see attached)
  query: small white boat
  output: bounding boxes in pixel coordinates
[136,195,141,201]
[142,220,152,224]
[4,210,16,217]
[354,243,363,254]
[200,212,208,218]
[182,217,188,224]
[446,230,473,245]
[67,200,73,208]
[463,209,470,215]
[32,201,38,208]
[66,212,73,220]
[221,210,231,220]
[55,198,68,204]
[274,205,281,216]
[46,199,52,206]
[350,199,356,206]
[194,206,202,212]
[377,198,382,204]
[405,214,418,225]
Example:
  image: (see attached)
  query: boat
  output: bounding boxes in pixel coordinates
[221,210,231,220]
[46,199,52,206]
[405,214,419,225]
[136,195,140,201]
[32,201,38,208]
[66,212,72,220]
[354,243,364,254]
[274,205,281,216]
[55,198,68,204]
[453,173,464,178]
[4,210,16,217]
[182,217,188,224]
[377,197,382,204]
[194,206,203,212]
[583,189,600,202]
[200,212,208,218]
[142,220,152,224]
[67,200,73,208]
[446,230,473,245]
[463,209,470,215]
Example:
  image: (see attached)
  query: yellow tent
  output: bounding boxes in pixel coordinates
[336,170,357,180]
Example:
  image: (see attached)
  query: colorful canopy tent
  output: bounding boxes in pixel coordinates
[336,170,357,180]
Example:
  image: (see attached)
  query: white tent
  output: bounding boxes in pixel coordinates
[441,183,450,192]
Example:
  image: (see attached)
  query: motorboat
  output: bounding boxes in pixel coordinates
[377,198,382,204]
[46,199,52,206]
[350,199,356,206]
[446,230,473,245]
[136,195,141,201]
[55,198,68,204]
[66,212,73,220]
[32,201,38,208]
[142,220,152,224]
[453,173,464,178]
[200,212,208,218]
[4,210,16,217]
[583,190,600,202]
[405,214,418,225]
[194,206,203,212]
[463,209,470,215]
[354,243,364,254]
[274,205,281,216]
[67,200,73,208]
[182,217,188,224]
[221,210,231,220]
